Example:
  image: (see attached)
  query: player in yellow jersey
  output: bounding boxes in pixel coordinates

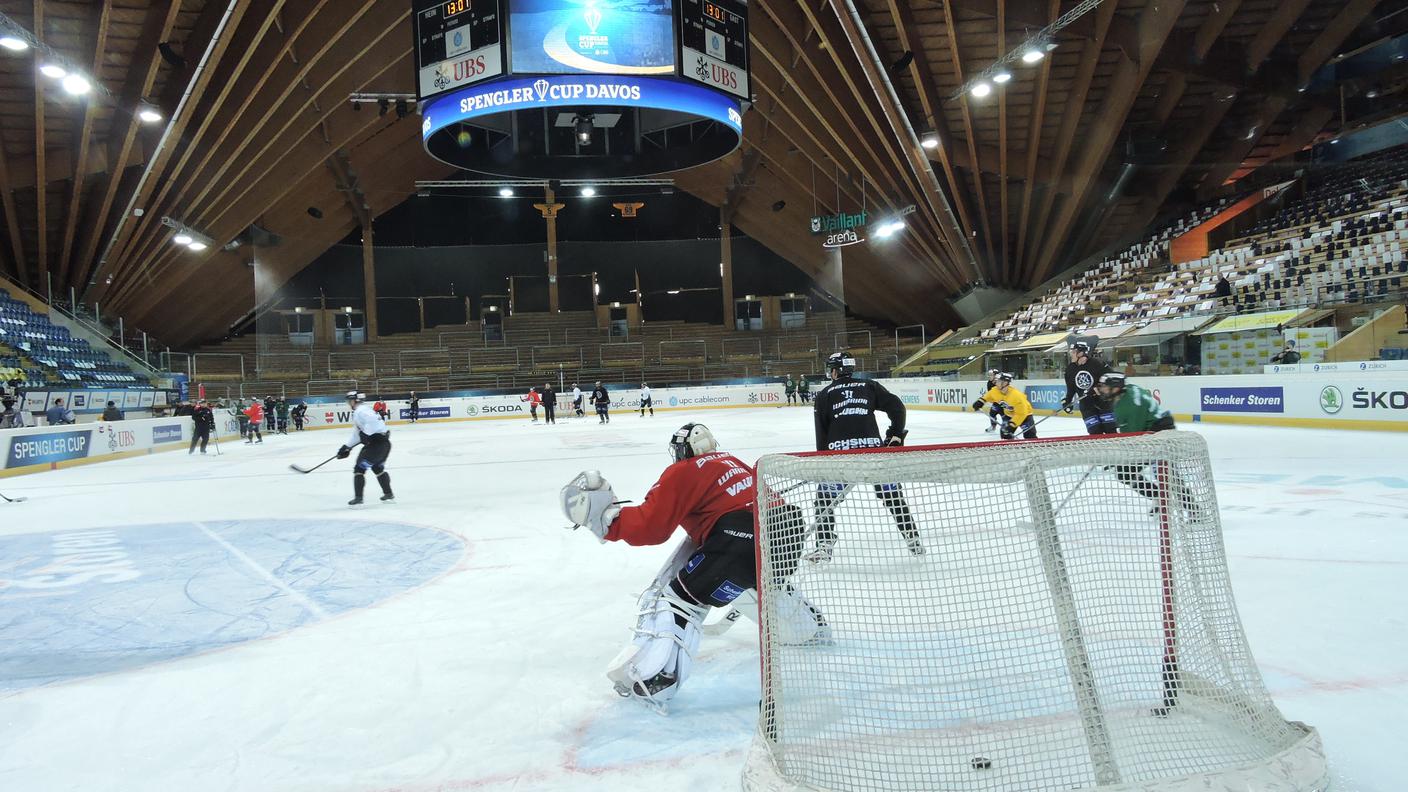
[970,372,1038,440]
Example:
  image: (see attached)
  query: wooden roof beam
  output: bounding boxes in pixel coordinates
[325,149,370,229]
[0,141,26,281]
[1029,0,1188,284]
[938,0,997,277]
[57,0,112,289]
[940,0,1139,60]
[33,0,47,288]
[76,0,203,297]
[1013,0,1057,279]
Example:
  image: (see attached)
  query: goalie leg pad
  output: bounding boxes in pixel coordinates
[606,583,707,706]
[773,584,833,647]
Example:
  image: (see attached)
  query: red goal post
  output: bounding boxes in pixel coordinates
[746,431,1326,792]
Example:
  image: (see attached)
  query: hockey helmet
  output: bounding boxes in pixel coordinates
[826,351,857,377]
[345,390,366,404]
[1098,372,1127,391]
[987,368,1000,378]
[1069,340,1091,355]
[997,372,1015,385]
[669,423,718,463]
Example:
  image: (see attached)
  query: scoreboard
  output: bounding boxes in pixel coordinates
[679,0,749,100]
[412,0,748,102]
[414,0,504,100]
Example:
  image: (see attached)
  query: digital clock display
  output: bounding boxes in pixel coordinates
[413,0,504,100]
[679,0,748,99]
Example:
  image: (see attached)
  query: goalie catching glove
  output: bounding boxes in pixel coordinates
[561,470,620,541]
[885,428,907,447]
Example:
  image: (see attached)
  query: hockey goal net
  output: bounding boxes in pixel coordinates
[745,431,1326,792]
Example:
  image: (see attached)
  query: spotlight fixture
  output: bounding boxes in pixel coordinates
[498,187,513,197]
[970,82,992,98]
[574,114,594,145]
[873,219,906,238]
[0,36,27,52]
[920,131,940,150]
[395,99,409,119]
[992,70,1012,84]
[580,186,597,197]
[39,63,65,78]
[378,99,390,117]
[891,50,914,72]
[1045,41,1059,52]
[138,107,163,123]
[173,233,193,245]
[1021,49,1045,64]
[187,241,208,252]
[61,74,91,95]
[771,200,787,212]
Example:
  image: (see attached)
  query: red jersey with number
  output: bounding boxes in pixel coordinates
[244,404,264,423]
[606,452,755,546]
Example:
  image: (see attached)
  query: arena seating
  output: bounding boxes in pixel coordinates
[972,146,1408,347]
[186,310,899,398]
[0,287,152,389]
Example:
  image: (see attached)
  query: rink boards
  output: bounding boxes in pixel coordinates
[1,411,242,477]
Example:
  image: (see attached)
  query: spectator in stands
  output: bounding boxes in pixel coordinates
[45,397,75,426]
[1214,273,1232,306]
[1270,340,1302,364]
[101,401,124,421]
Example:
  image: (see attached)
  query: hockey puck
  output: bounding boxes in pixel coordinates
[971,757,992,770]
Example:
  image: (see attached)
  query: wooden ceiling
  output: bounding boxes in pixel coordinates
[0,0,1387,347]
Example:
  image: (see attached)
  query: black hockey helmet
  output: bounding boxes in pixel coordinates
[1069,340,1091,355]
[1099,372,1127,391]
[826,351,857,377]
[669,423,718,463]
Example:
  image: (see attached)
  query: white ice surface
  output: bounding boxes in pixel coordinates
[0,407,1403,791]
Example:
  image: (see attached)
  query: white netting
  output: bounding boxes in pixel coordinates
[745,432,1326,792]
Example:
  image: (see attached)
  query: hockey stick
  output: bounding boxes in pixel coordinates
[289,455,339,474]
[0,490,27,503]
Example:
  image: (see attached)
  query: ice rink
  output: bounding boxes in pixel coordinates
[1,405,1404,792]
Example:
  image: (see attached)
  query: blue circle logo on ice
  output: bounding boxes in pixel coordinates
[0,519,464,694]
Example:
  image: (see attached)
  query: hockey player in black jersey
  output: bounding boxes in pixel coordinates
[809,351,923,562]
[1062,340,1117,434]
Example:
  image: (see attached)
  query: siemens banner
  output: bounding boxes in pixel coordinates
[422,74,742,136]
[7,429,93,468]
[509,0,675,75]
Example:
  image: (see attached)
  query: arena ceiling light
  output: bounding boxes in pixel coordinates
[992,70,1013,84]
[872,219,906,238]
[161,216,215,253]
[580,186,597,197]
[173,233,193,246]
[574,114,595,146]
[61,73,90,95]
[920,131,940,150]
[138,107,163,124]
[498,187,513,197]
[1021,48,1045,64]
[0,36,27,51]
[970,82,992,99]
[39,62,65,78]
[187,241,208,252]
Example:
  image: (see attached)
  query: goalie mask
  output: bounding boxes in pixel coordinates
[669,423,718,463]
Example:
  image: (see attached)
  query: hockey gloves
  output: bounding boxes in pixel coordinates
[336,445,351,459]
[1062,399,1075,414]
[885,428,908,447]
[970,399,985,411]
[999,420,1017,440]
[561,470,621,542]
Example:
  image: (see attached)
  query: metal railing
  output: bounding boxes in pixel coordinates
[308,379,358,397]
[531,345,584,368]
[721,337,762,362]
[238,381,288,399]
[376,376,430,394]
[835,329,873,354]
[599,341,646,366]
[256,352,312,379]
[894,324,927,353]
[468,347,520,372]
[438,330,483,348]
[160,350,192,378]
[193,352,246,381]
[398,348,453,375]
[328,350,377,377]
[776,334,820,360]
[660,339,708,364]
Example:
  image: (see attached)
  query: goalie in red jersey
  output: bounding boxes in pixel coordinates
[560,423,829,710]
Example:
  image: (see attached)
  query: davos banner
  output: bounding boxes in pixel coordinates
[2,412,240,476]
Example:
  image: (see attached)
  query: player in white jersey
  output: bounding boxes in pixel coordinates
[335,391,394,506]
[571,383,585,417]
[639,383,654,416]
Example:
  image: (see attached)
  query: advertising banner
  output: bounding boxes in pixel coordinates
[1198,387,1286,413]
[151,424,184,445]
[6,429,92,468]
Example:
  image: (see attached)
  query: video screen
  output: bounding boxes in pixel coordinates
[509,0,675,75]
